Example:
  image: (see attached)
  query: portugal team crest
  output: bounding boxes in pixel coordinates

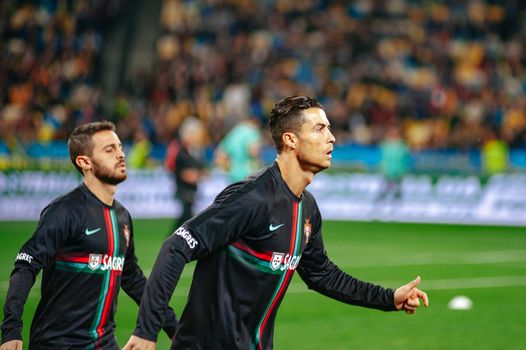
[304,219,312,243]
[270,252,284,271]
[88,254,102,270]
[123,224,130,247]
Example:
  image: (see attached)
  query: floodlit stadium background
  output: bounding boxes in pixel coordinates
[0,1,525,349]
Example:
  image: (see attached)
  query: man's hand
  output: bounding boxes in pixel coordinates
[0,340,23,350]
[122,335,156,350]
[394,276,429,314]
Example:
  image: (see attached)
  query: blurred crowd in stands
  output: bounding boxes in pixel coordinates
[1,0,525,167]
[0,0,119,145]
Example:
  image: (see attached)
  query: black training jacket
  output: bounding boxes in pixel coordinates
[1,184,177,349]
[134,162,396,350]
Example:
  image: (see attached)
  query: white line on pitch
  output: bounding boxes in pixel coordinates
[284,275,526,294]
[335,250,526,267]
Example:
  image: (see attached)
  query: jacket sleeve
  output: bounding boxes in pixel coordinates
[133,183,264,341]
[1,204,71,343]
[120,218,178,339]
[296,221,396,312]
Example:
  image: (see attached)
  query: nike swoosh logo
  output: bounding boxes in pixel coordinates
[85,228,101,236]
[269,223,284,232]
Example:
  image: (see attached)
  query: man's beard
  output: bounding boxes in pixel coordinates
[92,159,127,185]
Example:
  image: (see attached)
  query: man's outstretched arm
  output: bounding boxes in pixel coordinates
[130,234,189,343]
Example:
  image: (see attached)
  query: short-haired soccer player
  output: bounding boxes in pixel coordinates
[124,96,429,350]
[0,121,178,350]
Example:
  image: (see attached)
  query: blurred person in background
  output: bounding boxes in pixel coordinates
[127,128,153,169]
[482,126,509,175]
[170,116,206,231]
[0,121,177,350]
[123,96,428,350]
[379,124,412,199]
[214,115,262,183]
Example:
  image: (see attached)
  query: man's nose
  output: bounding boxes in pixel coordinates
[328,130,336,143]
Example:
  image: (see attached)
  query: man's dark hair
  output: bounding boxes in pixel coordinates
[269,96,324,153]
[68,121,116,174]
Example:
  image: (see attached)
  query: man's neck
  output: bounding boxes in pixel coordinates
[276,155,314,198]
[83,175,116,206]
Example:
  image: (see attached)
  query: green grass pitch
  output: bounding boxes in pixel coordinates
[0,219,525,349]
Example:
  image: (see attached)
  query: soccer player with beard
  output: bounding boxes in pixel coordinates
[0,121,177,350]
[124,96,429,350]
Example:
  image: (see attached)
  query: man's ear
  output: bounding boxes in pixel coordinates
[76,155,91,172]
[282,132,298,150]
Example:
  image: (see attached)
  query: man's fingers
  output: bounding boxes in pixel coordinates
[122,336,156,350]
[406,276,421,289]
[403,302,416,313]
[404,305,416,312]
[416,289,429,307]
[122,339,134,350]
[406,297,420,308]
[0,340,23,350]
[394,276,429,312]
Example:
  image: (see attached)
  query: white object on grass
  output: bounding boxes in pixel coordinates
[448,295,473,310]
